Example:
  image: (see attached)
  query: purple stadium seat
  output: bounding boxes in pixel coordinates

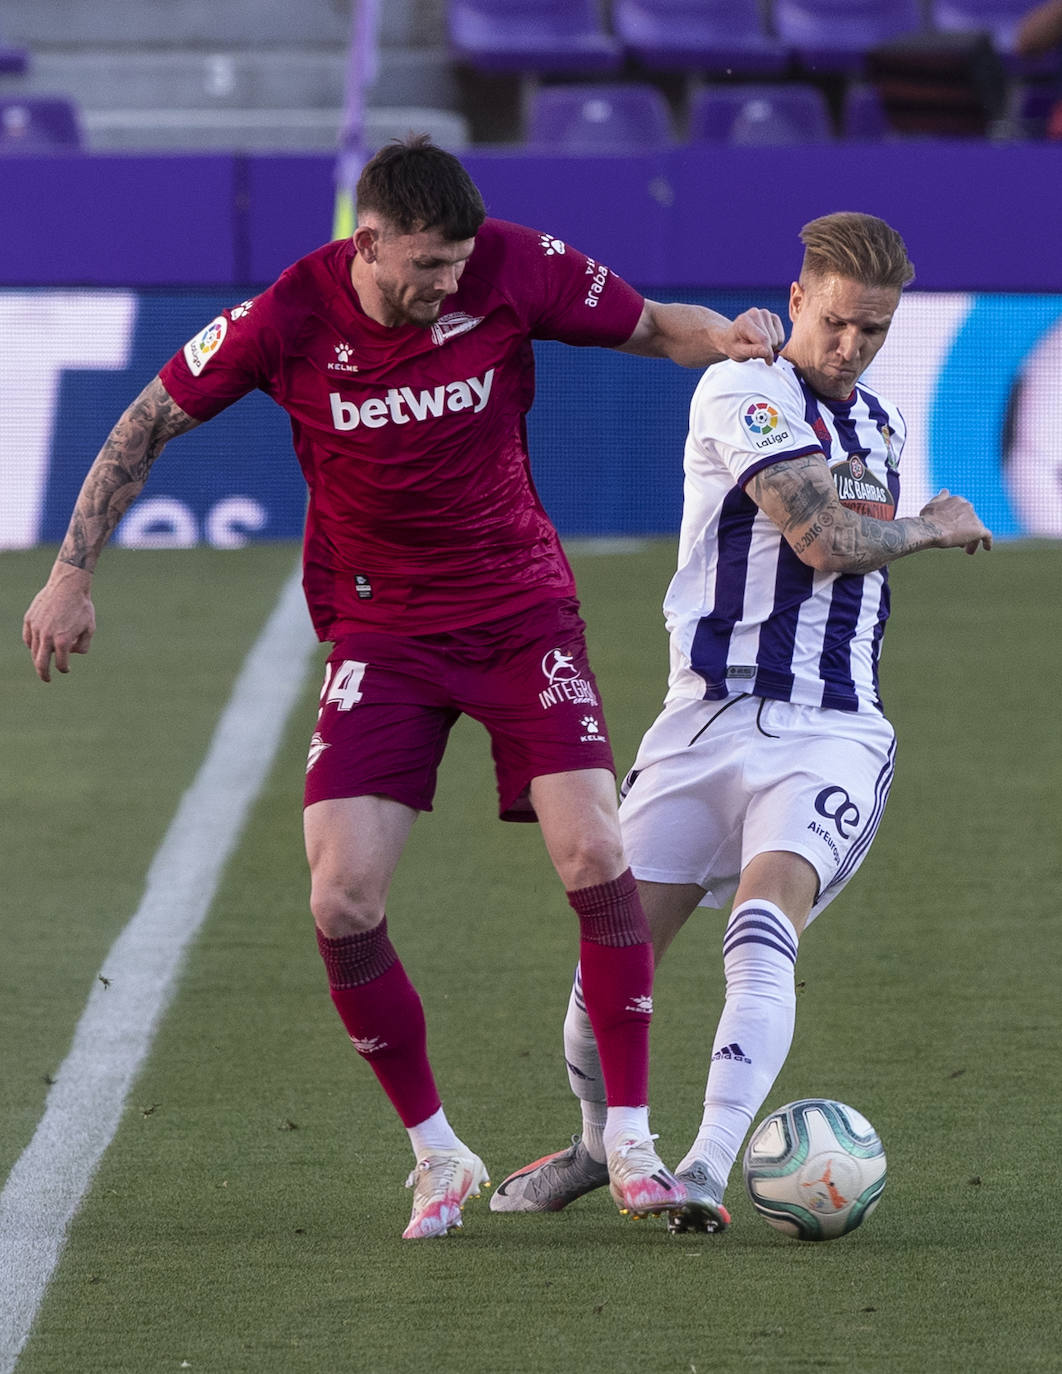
[931,0,1061,74]
[0,45,29,75]
[0,97,82,152]
[527,83,674,151]
[774,0,925,75]
[613,0,789,77]
[842,83,890,138]
[448,0,622,74]
[932,0,1033,53]
[688,83,832,143]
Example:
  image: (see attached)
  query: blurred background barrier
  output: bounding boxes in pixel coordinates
[3,0,1061,544]
[2,288,1058,548]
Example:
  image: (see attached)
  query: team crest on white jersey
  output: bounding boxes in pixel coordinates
[430,312,484,347]
[183,315,227,376]
[741,396,792,451]
[539,234,566,256]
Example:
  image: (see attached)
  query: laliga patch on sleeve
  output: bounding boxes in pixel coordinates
[740,396,792,452]
[182,315,228,376]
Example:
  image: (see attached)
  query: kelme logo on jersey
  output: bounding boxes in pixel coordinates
[328,368,494,431]
[742,397,791,450]
[183,316,228,376]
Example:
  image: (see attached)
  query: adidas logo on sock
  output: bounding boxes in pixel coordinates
[711,1041,752,1064]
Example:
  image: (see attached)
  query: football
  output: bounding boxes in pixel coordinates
[742,1098,886,1242]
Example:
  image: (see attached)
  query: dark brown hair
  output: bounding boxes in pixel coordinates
[355,134,486,240]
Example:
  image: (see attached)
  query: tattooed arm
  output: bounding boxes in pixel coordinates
[748,453,992,576]
[23,377,201,681]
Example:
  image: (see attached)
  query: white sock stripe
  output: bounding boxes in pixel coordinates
[823,739,896,896]
[724,908,798,964]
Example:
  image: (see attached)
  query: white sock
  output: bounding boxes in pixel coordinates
[603,1106,652,1158]
[407,1105,460,1161]
[563,964,607,1162]
[678,900,798,1189]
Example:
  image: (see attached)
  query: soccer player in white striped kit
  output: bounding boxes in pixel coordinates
[492,212,992,1231]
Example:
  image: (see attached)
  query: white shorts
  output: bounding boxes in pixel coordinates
[618,694,896,925]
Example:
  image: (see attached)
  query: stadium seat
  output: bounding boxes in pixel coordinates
[842,83,891,138]
[688,82,833,143]
[773,0,925,75]
[0,97,82,151]
[613,0,789,77]
[448,0,622,74]
[527,83,674,151]
[866,30,1008,135]
[930,0,1061,74]
[0,44,29,75]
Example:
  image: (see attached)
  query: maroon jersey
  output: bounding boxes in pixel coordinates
[159,218,644,639]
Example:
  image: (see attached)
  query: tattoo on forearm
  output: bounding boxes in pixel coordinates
[753,457,938,573]
[59,379,199,571]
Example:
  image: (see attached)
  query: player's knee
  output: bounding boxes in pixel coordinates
[309,873,385,938]
[555,832,627,892]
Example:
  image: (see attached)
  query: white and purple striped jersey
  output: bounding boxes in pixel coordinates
[664,356,906,714]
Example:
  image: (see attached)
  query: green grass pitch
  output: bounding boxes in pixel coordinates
[1,539,1059,1373]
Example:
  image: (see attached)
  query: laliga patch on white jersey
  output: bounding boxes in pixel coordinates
[740,395,792,452]
[183,315,228,376]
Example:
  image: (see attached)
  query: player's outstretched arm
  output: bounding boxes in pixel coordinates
[748,456,992,575]
[23,377,201,682]
[617,300,785,368]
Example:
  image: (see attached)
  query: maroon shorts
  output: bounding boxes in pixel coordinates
[304,597,616,822]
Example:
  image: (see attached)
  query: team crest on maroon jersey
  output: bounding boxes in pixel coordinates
[430,312,484,347]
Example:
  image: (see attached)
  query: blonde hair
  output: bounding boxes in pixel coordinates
[798,212,915,290]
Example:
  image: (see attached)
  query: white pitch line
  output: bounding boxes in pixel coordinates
[0,561,318,1372]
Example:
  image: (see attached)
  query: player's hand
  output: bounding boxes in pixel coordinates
[920,489,993,554]
[723,308,786,364]
[22,563,96,683]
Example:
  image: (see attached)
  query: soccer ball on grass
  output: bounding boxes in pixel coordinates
[742,1098,886,1241]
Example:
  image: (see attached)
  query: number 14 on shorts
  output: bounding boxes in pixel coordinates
[320,659,367,713]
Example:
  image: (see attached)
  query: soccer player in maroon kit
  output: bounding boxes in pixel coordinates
[24,136,784,1239]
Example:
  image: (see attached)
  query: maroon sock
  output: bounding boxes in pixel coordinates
[316,920,441,1129]
[567,869,653,1108]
